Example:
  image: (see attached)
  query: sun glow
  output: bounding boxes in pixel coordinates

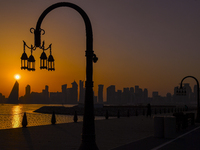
[14,74,21,80]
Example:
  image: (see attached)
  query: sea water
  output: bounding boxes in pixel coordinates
[0,104,103,129]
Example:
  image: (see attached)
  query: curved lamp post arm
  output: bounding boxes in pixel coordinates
[34,2,93,51]
[31,2,98,149]
[180,75,200,122]
[33,1,95,87]
[180,76,199,89]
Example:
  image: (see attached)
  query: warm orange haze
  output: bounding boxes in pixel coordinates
[0,0,200,99]
[0,1,200,150]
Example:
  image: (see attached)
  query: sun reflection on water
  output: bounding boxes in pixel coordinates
[11,105,23,128]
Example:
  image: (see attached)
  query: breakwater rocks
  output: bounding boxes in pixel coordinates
[34,105,180,117]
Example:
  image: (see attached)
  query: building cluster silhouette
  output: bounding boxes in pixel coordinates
[19,81,79,104]
[0,80,198,105]
[106,85,148,105]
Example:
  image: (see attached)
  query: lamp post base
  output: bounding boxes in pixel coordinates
[78,142,99,150]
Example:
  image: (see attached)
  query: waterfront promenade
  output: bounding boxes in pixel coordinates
[0,111,198,150]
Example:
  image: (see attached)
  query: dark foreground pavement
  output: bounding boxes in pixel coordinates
[0,112,199,150]
[112,124,200,150]
[0,115,154,150]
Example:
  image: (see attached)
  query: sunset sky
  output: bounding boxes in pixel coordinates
[0,0,200,99]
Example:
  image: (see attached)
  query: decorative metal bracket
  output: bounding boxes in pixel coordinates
[40,41,52,51]
[30,28,45,35]
[23,40,36,51]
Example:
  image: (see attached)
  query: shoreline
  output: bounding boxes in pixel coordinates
[34,104,190,117]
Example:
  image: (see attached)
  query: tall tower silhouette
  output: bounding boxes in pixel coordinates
[98,84,104,103]
[7,81,19,104]
[25,84,31,96]
[107,85,115,104]
[71,81,78,103]
[62,84,67,103]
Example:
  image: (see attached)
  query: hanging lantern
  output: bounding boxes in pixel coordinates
[28,54,35,71]
[21,40,55,71]
[40,51,47,69]
[27,45,36,71]
[21,52,28,70]
[48,54,55,71]
[21,41,28,70]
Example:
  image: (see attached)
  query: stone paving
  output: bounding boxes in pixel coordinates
[0,115,154,150]
[0,110,197,150]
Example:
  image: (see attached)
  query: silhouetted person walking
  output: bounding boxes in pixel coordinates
[146,103,151,117]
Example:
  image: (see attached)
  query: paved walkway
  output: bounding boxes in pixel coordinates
[112,124,200,150]
[0,111,198,150]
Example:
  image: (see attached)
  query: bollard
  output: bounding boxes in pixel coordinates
[154,116,164,138]
[164,116,176,138]
[105,110,109,119]
[51,111,56,125]
[22,112,28,128]
[74,111,78,122]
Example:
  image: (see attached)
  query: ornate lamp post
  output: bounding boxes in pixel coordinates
[177,76,200,122]
[20,2,98,150]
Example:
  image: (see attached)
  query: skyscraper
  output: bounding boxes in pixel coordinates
[134,85,140,104]
[130,87,134,103]
[116,90,122,104]
[107,85,116,104]
[62,84,67,103]
[71,81,78,103]
[7,81,19,104]
[25,85,30,96]
[144,88,148,103]
[98,84,104,103]
[122,87,130,104]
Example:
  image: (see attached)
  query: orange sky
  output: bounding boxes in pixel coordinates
[1,0,200,99]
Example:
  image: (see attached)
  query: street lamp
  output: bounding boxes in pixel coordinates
[21,38,54,71]
[177,76,200,122]
[20,43,28,70]
[20,2,98,150]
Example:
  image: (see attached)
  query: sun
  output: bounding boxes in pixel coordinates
[14,74,21,80]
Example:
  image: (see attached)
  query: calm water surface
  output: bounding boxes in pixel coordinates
[0,104,103,129]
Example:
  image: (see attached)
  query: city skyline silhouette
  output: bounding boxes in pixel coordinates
[0,80,198,105]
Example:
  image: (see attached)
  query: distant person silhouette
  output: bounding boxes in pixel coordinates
[146,103,151,117]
